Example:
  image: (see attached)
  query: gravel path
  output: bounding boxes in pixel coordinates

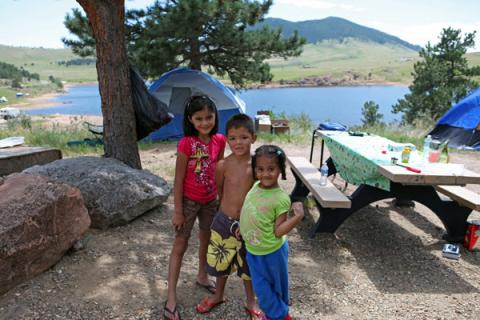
[1,141,479,319]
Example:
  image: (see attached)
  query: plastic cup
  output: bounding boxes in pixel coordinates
[428,149,441,163]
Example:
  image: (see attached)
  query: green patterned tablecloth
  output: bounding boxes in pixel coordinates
[320,131,422,191]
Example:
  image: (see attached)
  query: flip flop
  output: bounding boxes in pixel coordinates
[244,305,263,319]
[163,302,181,320]
[195,296,226,314]
[195,280,216,294]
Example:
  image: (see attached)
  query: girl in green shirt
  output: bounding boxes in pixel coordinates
[240,145,304,320]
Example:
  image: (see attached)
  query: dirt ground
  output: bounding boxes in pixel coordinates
[1,116,480,319]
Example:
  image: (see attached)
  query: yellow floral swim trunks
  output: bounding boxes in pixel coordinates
[206,211,251,280]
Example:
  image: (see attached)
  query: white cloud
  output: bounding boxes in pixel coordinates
[365,20,385,29]
[276,0,362,11]
[276,0,335,9]
[391,21,480,50]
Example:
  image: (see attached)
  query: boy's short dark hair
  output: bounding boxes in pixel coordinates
[226,114,255,135]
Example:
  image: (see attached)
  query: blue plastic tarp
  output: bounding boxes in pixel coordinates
[437,87,480,130]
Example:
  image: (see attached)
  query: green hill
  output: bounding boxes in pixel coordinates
[267,39,420,83]
[0,40,478,87]
[0,44,97,83]
[255,17,422,51]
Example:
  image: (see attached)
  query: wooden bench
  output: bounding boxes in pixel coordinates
[435,185,480,211]
[288,156,352,237]
[287,156,351,208]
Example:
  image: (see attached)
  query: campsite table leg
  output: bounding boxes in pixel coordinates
[290,168,311,203]
[309,129,316,163]
[309,183,471,242]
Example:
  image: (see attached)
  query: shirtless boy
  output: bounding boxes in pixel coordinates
[196,114,261,319]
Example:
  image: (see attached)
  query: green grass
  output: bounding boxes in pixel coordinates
[0,115,182,157]
[0,44,97,83]
[268,39,421,84]
[0,87,17,102]
[0,116,104,157]
[467,52,480,83]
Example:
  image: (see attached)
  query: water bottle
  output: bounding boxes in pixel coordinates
[320,162,329,186]
[423,135,432,163]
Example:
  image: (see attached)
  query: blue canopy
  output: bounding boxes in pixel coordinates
[147,68,245,140]
[430,87,480,150]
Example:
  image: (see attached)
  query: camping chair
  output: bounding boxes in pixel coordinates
[66,122,104,147]
[84,121,104,140]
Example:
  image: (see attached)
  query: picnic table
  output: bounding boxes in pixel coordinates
[0,146,62,176]
[289,130,480,242]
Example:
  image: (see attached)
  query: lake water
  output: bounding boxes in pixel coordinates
[27,84,409,126]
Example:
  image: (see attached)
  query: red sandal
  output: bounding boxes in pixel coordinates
[195,296,226,313]
[244,305,263,319]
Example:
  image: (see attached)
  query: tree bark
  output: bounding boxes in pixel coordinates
[189,36,202,70]
[77,0,141,169]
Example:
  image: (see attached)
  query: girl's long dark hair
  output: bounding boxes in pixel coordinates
[183,95,219,137]
[252,145,287,180]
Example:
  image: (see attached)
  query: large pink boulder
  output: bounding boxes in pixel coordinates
[0,173,90,295]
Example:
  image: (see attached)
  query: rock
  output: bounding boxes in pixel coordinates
[24,156,171,229]
[0,173,90,295]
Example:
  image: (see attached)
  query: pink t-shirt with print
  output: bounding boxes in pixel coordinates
[177,133,226,203]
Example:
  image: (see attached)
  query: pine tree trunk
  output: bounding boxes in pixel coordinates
[189,35,202,70]
[77,0,141,169]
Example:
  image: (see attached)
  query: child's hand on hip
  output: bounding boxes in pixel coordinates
[291,202,304,219]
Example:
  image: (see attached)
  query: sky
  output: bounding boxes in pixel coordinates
[0,0,479,51]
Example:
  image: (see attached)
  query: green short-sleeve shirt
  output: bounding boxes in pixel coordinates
[240,181,291,255]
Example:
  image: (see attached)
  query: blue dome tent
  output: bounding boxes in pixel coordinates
[429,87,480,150]
[147,68,245,140]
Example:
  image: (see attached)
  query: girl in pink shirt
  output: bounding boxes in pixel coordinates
[164,95,226,320]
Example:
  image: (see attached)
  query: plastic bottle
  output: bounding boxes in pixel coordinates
[320,162,329,186]
[423,135,432,163]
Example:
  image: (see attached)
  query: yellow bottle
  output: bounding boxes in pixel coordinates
[401,146,411,163]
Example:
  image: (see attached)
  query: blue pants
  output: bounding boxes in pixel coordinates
[246,241,289,320]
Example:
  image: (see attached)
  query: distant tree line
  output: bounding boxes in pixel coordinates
[57,58,96,67]
[0,61,40,82]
